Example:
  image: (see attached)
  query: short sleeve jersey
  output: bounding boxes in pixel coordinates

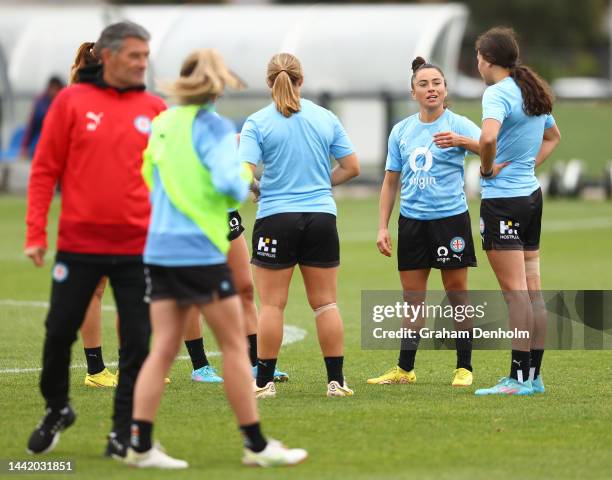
[239,99,354,219]
[386,108,481,220]
[481,76,555,199]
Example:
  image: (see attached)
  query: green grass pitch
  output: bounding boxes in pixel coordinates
[1,196,611,479]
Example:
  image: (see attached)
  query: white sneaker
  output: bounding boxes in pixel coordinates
[254,381,276,399]
[242,439,307,467]
[327,380,354,397]
[125,443,188,469]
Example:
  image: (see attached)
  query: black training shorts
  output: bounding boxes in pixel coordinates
[145,264,236,306]
[397,210,477,271]
[480,188,543,251]
[251,212,339,269]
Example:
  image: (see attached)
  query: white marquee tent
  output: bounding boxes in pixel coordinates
[0,3,469,166]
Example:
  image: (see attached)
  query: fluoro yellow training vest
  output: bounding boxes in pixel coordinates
[142,105,252,254]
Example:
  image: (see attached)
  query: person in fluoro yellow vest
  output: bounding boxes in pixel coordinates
[126,49,308,469]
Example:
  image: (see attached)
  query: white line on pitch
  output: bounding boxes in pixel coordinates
[0,299,116,311]
[0,325,307,375]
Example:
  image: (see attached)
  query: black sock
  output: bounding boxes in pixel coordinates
[398,333,420,372]
[247,334,257,367]
[256,358,276,388]
[455,335,473,371]
[530,349,544,379]
[46,401,69,412]
[324,356,344,384]
[185,338,208,370]
[240,422,267,453]
[510,350,531,383]
[84,347,105,375]
[130,420,153,453]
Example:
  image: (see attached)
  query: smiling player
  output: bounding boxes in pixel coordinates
[367,57,481,388]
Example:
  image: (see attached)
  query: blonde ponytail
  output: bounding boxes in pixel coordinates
[267,53,303,117]
[159,48,246,105]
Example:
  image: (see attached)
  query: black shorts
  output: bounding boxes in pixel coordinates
[397,211,477,270]
[228,210,245,241]
[144,264,236,306]
[480,188,542,251]
[251,212,339,269]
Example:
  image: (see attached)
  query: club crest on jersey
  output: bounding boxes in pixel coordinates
[52,262,69,282]
[450,236,465,253]
[134,115,152,134]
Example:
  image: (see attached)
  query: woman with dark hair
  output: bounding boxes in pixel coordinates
[474,27,561,396]
[69,43,171,391]
[367,57,480,387]
[66,42,118,388]
[69,42,98,84]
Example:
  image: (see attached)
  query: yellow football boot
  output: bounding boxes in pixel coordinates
[84,368,118,387]
[451,368,473,387]
[366,366,416,385]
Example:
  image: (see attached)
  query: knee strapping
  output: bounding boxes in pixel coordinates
[525,257,540,277]
[313,303,337,317]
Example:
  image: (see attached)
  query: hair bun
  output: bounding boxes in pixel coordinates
[412,56,427,73]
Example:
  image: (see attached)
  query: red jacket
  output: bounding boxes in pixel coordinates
[26,81,166,255]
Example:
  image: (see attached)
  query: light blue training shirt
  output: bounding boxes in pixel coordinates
[481,76,555,199]
[386,108,481,220]
[238,99,354,219]
[144,107,249,266]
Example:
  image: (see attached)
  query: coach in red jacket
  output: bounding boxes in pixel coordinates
[25,22,166,458]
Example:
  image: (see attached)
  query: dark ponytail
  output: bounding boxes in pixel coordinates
[476,27,553,116]
[69,42,99,85]
[509,65,554,116]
